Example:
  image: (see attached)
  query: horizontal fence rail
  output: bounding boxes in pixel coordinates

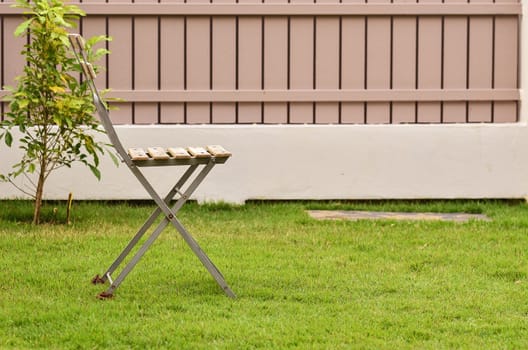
[0,88,519,102]
[0,0,520,124]
[0,3,522,16]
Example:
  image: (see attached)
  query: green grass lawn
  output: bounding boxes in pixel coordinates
[1,200,527,349]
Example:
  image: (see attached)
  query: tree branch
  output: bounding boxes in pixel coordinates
[7,177,36,198]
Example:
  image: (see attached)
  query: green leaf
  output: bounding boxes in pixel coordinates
[49,86,66,94]
[63,4,85,17]
[17,99,29,109]
[87,35,111,47]
[5,131,12,147]
[108,151,120,167]
[89,165,101,180]
[14,18,33,37]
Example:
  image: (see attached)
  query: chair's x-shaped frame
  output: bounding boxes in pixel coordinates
[69,34,236,299]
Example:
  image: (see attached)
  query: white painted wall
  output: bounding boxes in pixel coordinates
[1,123,528,203]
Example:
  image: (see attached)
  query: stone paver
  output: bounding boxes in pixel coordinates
[307,210,490,222]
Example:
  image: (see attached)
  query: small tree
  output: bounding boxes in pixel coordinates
[0,0,114,224]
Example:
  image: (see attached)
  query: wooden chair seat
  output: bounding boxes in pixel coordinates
[127,145,232,161]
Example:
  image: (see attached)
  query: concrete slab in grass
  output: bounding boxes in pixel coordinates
[307,210,490,222]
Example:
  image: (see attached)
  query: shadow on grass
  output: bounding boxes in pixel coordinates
[0,199,249,225]
[0,200,41,224]
[0,199,160,224]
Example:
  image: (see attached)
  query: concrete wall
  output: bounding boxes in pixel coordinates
[2,123,528,202]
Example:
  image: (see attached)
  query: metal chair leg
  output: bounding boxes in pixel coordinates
[92,165,199,285]
[97,161,235,299]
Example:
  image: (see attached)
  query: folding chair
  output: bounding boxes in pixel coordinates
[68,34,236,299]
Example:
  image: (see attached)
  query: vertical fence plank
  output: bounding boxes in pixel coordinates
[238,7,262,123]
[81,12,108,93]
[263,2,288,124]
[212,0,236,123]
[468,0,493,122]
[134,0,159,124]
[417,0,442,123]
[0,14,3,119]
[159,0,185,123]
[315,11,340,124]
[1,15,5,117]
[493,14,518,123]
[2,16,26,116]
[392,12,416,124]
[341,6,365,124]
[186,0,211,124]
[108,0,134,124]
[366,10,391,124]
[443,4,467,123]
[289,9,314,124]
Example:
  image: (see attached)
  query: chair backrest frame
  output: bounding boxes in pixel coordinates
[68,34,130,165]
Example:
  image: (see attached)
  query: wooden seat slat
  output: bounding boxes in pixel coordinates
[168,147,192,159]
[147,147,170,160]
[206,145,232,158]
[187,146,212,158]
[128,148,150,161]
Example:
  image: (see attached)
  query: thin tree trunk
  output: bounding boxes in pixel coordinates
[33,168,46,225]
[33,127,49,225]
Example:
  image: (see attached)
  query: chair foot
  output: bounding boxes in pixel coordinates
[224,287,237,299]
[91,274,106,284]
[96,291,114,300]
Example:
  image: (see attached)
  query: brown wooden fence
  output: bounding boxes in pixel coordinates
[0,0,520,124]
